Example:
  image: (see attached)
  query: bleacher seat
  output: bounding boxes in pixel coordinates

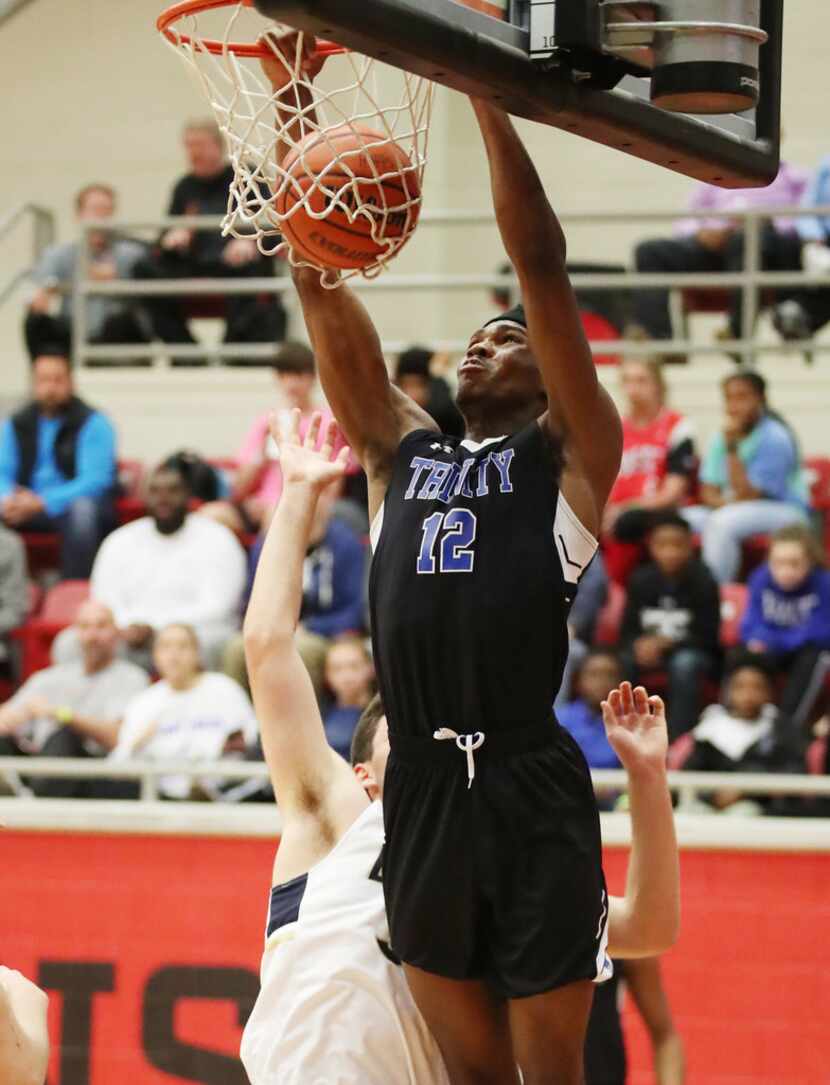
[718,582,749,649]
[806,456,830,551]
[594,581,627,646]
[13,579,91,680]
[116,459,147,525]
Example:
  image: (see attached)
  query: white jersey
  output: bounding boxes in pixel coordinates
[241,801,448,1085]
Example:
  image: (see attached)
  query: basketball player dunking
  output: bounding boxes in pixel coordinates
[240,411,677,1085]
[261,31,626,1085]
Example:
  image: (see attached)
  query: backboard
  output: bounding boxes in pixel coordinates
[252,0,782,188]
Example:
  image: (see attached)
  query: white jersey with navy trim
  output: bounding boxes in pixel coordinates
[240,801,448,1085]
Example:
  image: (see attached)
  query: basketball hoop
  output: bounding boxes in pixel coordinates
[157,0,434,286]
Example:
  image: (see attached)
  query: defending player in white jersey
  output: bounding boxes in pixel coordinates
[239,409,678,1085]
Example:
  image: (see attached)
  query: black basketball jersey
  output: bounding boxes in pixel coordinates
[369,421,598,739]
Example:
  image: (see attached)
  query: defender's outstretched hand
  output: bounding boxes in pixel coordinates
[259,28,324,91]
[601,682,668,775]
[273,409,350,490]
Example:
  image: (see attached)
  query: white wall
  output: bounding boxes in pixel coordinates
[0,0,828,458]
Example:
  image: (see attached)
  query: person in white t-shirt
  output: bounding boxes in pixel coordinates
[239,408,680,1085]
[111,623,257,799]
[90,463,247,668]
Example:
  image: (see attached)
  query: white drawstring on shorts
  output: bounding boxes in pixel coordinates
[433,728,486,788]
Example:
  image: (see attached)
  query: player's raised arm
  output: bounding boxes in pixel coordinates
[260,32,436,503]
[603,683,680,959]
[242,411,366,820]
[471,100,622,523]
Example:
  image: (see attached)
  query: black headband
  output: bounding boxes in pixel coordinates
[483,303,527,330]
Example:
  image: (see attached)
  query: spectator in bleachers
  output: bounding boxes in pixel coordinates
[558,650,623,771]
[630,162,808,344]
[0,524,27,642]
[110,623,257,800]
[619,512,721,739]
[602,359,696,583]
[134,119,286,361]
[87,461,246,668]
[0,351,116,579]
[321,635,375,760]
[0,600,149,798]
[740,524,830,742]
[23,183,150,362]
[201,342,350,533]
[682,372,808,583]
[555,551,608,710]
[682,657,799,815]
[773,153,830,339]
[223,472,368,696]
[394,345,464,437]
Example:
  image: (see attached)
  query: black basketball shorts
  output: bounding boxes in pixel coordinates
[382,721,612,999]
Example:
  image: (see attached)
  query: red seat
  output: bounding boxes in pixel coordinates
[719,582,749,649]
[667,731,695,770]
[806,735,827,775]
[116,459,147,525]
[13,580,91,680]
[805,456,830,552]
[581,311,621,367]
[681,287,776,319]
[594,582,626,646]
[21,531,61,576]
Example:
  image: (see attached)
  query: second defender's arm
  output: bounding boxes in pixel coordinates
[471,101,622,523]
[604,684,680,959]
[243,411,366,820]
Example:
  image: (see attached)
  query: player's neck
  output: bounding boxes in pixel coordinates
[462,403,541,442]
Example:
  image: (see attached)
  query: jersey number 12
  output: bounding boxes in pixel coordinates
[417,509,477,574]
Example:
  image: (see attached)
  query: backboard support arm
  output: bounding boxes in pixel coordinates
[254,0,781,187]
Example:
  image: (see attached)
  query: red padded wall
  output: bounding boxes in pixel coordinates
[2,832,827,1084]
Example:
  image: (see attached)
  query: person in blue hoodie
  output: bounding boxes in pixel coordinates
[558,650,621,762]
[228,481,368,698]
[740,523,830,740]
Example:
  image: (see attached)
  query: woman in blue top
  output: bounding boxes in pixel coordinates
[682,371,807,582]
[740,523,830,739]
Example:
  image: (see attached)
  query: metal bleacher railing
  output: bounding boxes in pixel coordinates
[0,203,55,309]
[70,204,830,367]
[2,756,829,807]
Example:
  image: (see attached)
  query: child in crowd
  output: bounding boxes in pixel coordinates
[558,650,623,811]
[559,650,623,757]
[683,657,799,815]
[740,524,830,741]
[620,512,721,738]
[321,635,375,760]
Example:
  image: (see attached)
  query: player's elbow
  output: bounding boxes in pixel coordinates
[613,900,679,959]
[641,901,680,957]
[242,621,293,671]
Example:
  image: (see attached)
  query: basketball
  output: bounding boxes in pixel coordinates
[274,124,421,271]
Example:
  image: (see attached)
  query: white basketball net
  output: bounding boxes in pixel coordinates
[160,2,434,286]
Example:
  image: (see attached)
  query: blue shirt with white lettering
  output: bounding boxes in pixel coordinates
[740,563,830,653]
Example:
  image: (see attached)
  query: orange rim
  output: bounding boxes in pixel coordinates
[157,0,346,59]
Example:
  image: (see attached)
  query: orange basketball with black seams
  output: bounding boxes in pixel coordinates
[275,124,421,271]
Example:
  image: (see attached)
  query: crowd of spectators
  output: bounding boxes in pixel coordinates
[0,325,826,811]
[2,145,830,810]
[24,119,285,366]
